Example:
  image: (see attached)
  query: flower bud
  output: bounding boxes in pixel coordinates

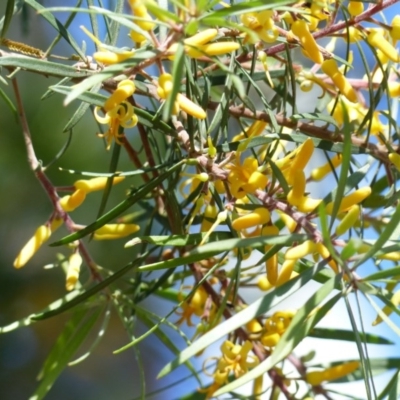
[66,252,82,291]
[335,205,360,236]
[389,152,400,171]
[311,154,342,181]
[104,80,136,111]
[367,31,400,63]
[232,208,270,230]
[321,59,358,103]
[74,176,125,193]
[325,187,371,214]
[93,50,134,66]
[93,223,140,240]
[348,1,364,16]
[285,240,318,260]
[177,93,207,119]
[306,361,360,386]
[372,290,400,326]
[60,189,86,212]
[291,20,323,64]
[14,225,52,269]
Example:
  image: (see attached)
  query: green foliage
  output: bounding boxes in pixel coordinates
[1,0,400,399]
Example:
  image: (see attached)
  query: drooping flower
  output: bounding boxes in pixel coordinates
[94,80,138,149]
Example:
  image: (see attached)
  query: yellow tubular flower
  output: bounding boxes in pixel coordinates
[14,225,52,269]
[184,29,218,46]
[291,20,323,64]
[367,31,400,63]
[66,252,82,291]
[285,240,318,260]
[372,290,400,326]
[74,176,125,193]
[287,169,306,207]
[176,93,207,119]
[276,259,296,286]
[348,1,364,16]
[389,152,400,171]
[232,208,270,230]
[316,243,338,273]
[306,361,360,386]
[261,332,281,347]
[391,15,400,42]
[285,138,314,185]
[325,187,371,214]
[262,225,280,285]
[335,205,360,236]
[258,275,273,291]
[199,210,227,245]
[104,80,136,112]
[321,59,358,103]
[253,375,263,399]
[201,203,218,232]
[60,189,87,212]
[246,319,263,334]
[93,223,140,240]
[311,153,342,181]
[232,120,267,142]
[388,82,400,98]
[93,50,134,65]
[186,42,240,58]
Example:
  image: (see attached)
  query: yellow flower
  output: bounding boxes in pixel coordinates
[291,20,323,64]
[74,176,125,193]
[168,28,240,59]
[93,223,140,240]
[241,10,279,44]
[232,208,270,230]
[66,252,82,291]
[306,361,360,386]
[321,59,358,103]
[94,81,138,150]
[80,26,135,65]
[157,73,206,119]
[372,290,400,326]
[367,30,400,63]
[325,187,371,214]
[14,225,52,269]
[348,1,364,16]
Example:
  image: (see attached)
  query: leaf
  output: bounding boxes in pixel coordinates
[25,0,85,59]
[163,42,185,121]
[290,112,339,128]
[31,307,103,400]
[1,0,15,38]
[308,328,393,345]
[131,231,233,247]
[354,202,400,268]
[0,54,94,78]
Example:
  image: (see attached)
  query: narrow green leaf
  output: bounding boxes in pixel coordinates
[163,42,185,121]
[290,112,339,128]
[31,307,103,400]
[131,231,233,247]
[25,0,85,59]
[309,328,393,345]
[354,202,400,268]
[0,54,94,78]
[1,0,15,38]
